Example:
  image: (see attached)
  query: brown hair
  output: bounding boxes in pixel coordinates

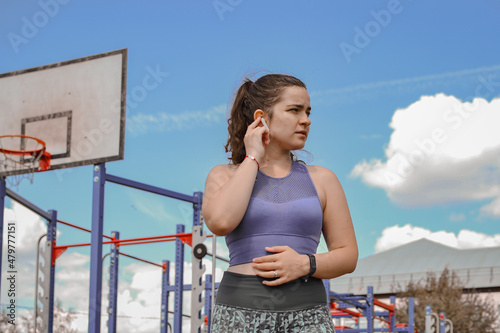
[225,74,307,164]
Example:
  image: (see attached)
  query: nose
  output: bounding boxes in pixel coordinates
[300,113,311,126]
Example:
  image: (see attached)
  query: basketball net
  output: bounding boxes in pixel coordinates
[0,135,51,187]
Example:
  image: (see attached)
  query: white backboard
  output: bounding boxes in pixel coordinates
[0,49,127,177]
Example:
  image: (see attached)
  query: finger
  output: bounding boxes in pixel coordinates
[253,267,281,279]
[253,253,279,263]
[262,277,286,286]
[248,116,263,129]
[264,246,289,253]
[252,262,278,271]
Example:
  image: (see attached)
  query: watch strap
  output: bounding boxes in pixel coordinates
[302,254,316,282]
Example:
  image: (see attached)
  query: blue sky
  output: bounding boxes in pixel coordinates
[1,0,500,331]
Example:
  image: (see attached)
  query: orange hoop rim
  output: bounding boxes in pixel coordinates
[0,134,47,156]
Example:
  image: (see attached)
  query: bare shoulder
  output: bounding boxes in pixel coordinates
[306,165,341,185]
[204,164,238,198]
[207,163,236,175]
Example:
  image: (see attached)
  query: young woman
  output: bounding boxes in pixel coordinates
[202,74,358,332]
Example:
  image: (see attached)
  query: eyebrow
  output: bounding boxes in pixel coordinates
[286,104,312,111]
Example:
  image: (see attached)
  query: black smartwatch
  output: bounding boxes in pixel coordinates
[302,254,316,282]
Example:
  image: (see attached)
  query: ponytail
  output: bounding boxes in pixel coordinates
[224,79,254,164]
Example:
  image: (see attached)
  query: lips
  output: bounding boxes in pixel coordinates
[296,130,308,137]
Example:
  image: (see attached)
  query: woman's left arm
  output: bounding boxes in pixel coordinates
[310,165,358,279]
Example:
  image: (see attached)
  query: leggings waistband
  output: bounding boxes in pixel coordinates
[215,271,327,311]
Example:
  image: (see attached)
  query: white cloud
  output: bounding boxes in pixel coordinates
[480,197,500,217]
[2,201,48,254]
[1,201,53,301]
[126,104,226,135]
[351,94,500,213]
[375,224,500,253]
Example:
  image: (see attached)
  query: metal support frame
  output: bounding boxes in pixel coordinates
[88,166,203,333]
[204,274,213,333]
[108,231,120,333]
[191,191,205,333]
[366,286,374,332]
[191,224,206,333]
[89,163,106,333]
[37,210,57,333]
[1,165,210,332]
[407,297,415,333]
[0,177,5,301]
[425,305,452,333]
[329,285,415,333]
[174,223,186,333]
[389,296,396,332]
[161,260,171,333]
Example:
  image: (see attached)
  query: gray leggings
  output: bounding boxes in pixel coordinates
[211,271,335,332]
[211,303,336,333]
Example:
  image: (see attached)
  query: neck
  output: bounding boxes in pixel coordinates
[259,147,293,177]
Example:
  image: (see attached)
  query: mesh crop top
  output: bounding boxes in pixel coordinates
[226,161,323,266]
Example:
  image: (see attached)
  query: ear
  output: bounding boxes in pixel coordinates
[253,109,265,121]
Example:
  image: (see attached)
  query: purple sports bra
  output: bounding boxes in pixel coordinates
[226,161,323,266]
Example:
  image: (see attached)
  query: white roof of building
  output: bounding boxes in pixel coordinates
[330,238,500,295]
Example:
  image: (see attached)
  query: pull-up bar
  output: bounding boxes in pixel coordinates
[54,232,197,250]
[106,173,201,204]
[118,251,165,269]
[57,219,114,240]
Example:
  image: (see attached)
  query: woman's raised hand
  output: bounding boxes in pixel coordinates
[243,117,269,162]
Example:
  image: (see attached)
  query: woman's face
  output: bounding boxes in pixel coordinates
[267,86,311,151]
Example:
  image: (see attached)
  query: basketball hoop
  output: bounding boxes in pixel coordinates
[0,135,51,186]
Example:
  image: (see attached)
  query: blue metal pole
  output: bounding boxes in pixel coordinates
[205,274,212,333]
[161,260,170,333]
[439,312,445,333]
[408,297,415,333]
[108,231,120,333]
[390,296,396,332]
[88,163,106,333]
[0,177,6,301]
[46,209,58,333]
[192,191,203,226]
[174,224,185,333]
[367,286,374,333]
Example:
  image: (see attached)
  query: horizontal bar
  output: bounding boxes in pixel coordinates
[374,298,395,312]
[111,232,192,245]
[6,188,51,220]
[331,306,362,317]
[57,219,114,240]
[115,238,178,247]
[55,233,192,249]
[106,174,198,203]
[165,284,192,292]
[119,252,163,268]
[207,252,229,263]
[333,300,367,310]
[55,242,91,249]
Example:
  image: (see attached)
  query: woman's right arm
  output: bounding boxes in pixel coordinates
[202,117,268,236]
[202,160,258,235]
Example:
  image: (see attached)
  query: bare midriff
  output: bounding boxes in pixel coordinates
[226,262,257,275]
